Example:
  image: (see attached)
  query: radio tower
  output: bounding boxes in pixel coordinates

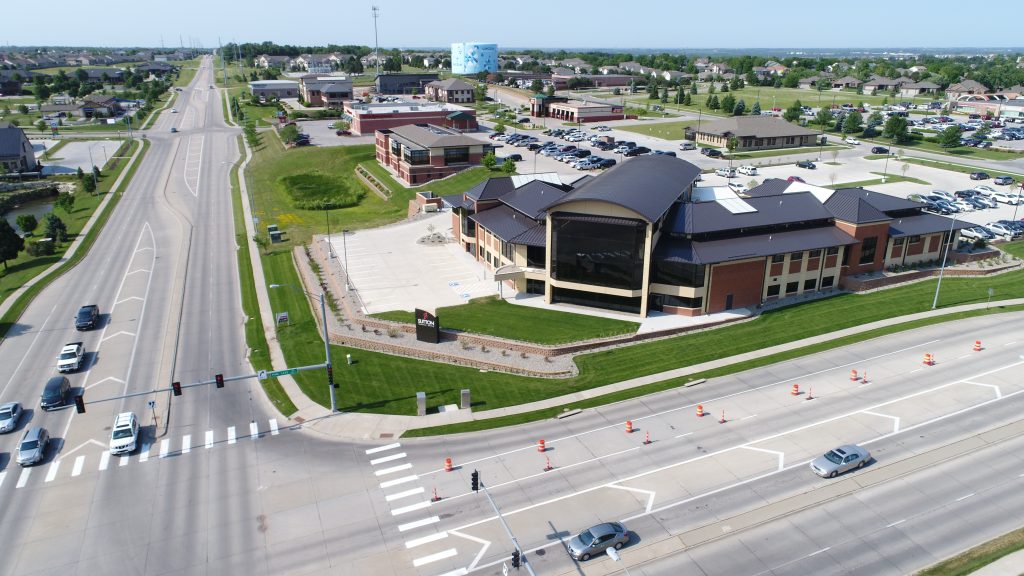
[372,6,381,78]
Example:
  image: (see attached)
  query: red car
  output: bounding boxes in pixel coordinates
[788,176,806,183]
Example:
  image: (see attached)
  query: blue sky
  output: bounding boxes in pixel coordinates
[8,0,1024,50]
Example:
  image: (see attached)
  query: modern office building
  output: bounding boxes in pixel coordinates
[529,95,625,123]
[298,75,353,108]
[451,43,498,75]
[445,156,967,317]
[375,124,494,186]
[248,79,300,99]
[344,100,477,135]
[375,73,440,95]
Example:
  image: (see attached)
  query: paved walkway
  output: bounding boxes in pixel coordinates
[969,550,1024,575]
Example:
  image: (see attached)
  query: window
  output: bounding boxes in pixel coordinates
[859,236,878,265]
[478,244,484,257]
[444,147,469,165]
[550,214,647,290]
[551,286,642,314]
[403,148,429,166]
[909,235,921,244]
[501,241,515,261]
[771,254,785,264]
[653,294,703,309]
[790,251,803,261]
[825,246,839,256]
[821,275,834,288]
[526,245,545,268]
[652,261,705,288]
[526,279,546,294]
[786,281,799,294]
[767,284,780,297]
[808,249,821,260]
[804,278,816,291]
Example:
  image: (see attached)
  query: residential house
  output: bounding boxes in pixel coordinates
[830,75,862,90]
[617,61,646,74]
[254,54,290,69]
[693,57,710,72]
[0,122,39,173]
[374,123,493,186]
[862,76,901,95]
[82,94,121,117]
[134,62,177,78]
[709,62,732,75]
[559,58,588,73]
[550,66,576,77]
[694,116,819,152]
[81,68,125,84]
[945,79,989,100]
[424,78,475,103]
[899,81,941,98]
[598,65,619,75]
[662,70,690,83]
[798,73,832,90]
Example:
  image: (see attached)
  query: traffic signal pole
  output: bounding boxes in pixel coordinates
[478,476,538,575]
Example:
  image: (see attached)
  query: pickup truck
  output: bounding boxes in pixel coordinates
[75,305,99,330]
[57,342,84,373]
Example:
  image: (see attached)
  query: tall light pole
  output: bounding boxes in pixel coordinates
[269,284,337,412]
[325,208,334,259]
[931,212,959,310]
[342,229,351,290]
[371,6,381,79]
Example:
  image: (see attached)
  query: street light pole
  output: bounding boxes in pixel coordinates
[931,212,959,310]
[342,229,351,290]
[325,208,335,258]
[269,284,338,413]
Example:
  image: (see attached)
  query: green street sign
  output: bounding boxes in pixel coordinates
[268,368,298,377]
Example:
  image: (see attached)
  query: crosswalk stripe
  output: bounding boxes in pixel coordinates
[405,531,448,549]
[370,452,407,465]
[159,439,170,458]
[249,421,259,439]
[269,419,279,435]
[205,430,214,449]
[391,500,431,516]
[398,516,440,532]
[385,487,425,502]
[227,426,236,444]
[435,568,469,576]
[45,461,61,482]
[119,454,129,467]
[413,548,458,567]
[374,463,413,476]
[139,444,150,463]
[380,475,419,489]
[182,435,191,454]
[71,455,85,477]
[16,468,31,488]
[98,451,110,471]
[366,442,401,455]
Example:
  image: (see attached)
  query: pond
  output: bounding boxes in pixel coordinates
[3,196,55,235]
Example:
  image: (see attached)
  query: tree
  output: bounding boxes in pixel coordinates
[253,234,270,255]
[493,121,505,134]
[783,101,802,123]
[882,115,910,144]
[707,94,720,110]
[481,152,497,170]
[682,92,692,106]
[612,87,621,96]
[16,214,38,236]
[83,175,97,194]
[55,192,75,213]
[660,88,668,103]
[17,104,28,115]
[815,107,833,128]
[726,137,738,159]
[545,85,555,97]
[720,94,736,115]
[843,110,863,134]
[733,99,746,116]
[751,101,761,116]
[938,125,963,148]
[529,79,544,93]
[76,167,84,180]
[690,84,698,95]
[0,220,25,269]
[36,119,47,133]
[43,214,67,243]
[707,83,716,95]
[501,158,517,174]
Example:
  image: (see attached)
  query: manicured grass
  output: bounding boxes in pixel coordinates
[727,144,841,160]
[616,120,697,140]
[621,86,895,117]
[863,137,1022,161]
[229,135,297,416]
[825,172,930,189]
[359,160,495,198]
[278,173,366,210]
[228,86,282,125]
[373,296,640,345]
[0,139,145,338]
[916,526,1024,576]
[867,155,1024,181]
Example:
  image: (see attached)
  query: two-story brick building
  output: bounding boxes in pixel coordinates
[375,124,494,186]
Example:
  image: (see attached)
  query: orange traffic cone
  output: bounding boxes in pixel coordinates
[444,457,453,472]
[625,420,634,433]
[973,340,982,352]
[791,383,800,396]
[643,431,651,445]
[696,404,705,417]
[850,369,859,381]
[537,439,546,453]
[806,387,814,400]
[543,456,553,472]
[719,410,726,424]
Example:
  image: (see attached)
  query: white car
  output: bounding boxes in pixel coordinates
[951,200,974,212]
[985,222,1020,240]
[171,108,177,113]
[973,185,998,196]
[715,168,736,178]
[737,165,758,176]
[930,189,956,202]
[728,182,749,194]
[991,192,1023,205]
[844,137,860,145]
[109,412,139,455]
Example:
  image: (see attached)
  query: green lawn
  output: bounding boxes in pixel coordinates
[616,120,697,140]
[866,155,1024,181]
[373,296,640,345]
[916,526,1024,576]
[863,137,1022,161]
[727,144,841,160]
[621,86,895,117]
[359,160,494,198]
[826,172,930,189]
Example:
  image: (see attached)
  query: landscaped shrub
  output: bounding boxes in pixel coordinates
[277,172,366,210]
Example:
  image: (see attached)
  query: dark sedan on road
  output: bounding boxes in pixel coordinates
[870,146,889,154]
[796,160,816,169]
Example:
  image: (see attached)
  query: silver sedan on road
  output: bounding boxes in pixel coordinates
[810,444,871,478]
[567,522,629,561]
[0,402,22,433]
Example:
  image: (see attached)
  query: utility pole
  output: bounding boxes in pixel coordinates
[372,6,381,78]
[218,37,227,86]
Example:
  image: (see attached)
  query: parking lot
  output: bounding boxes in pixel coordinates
[35,138,122,175]
[289,119,374,147]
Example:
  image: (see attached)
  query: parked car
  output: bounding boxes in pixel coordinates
[505,154,523,162]
[715,167,736,178]
[992,191,1023,205]
[968,195,997,209]
[930,189,956,202]
[728,182,749,194]
[970,171,990,180]
[335,129,351,136]
[994,175,1015,185]
[922,202,951,215]
[787,176,806,183]
[596,158,617,169]
[679,141,696,151]
[526,143,542,151]
[623,146,651,157]
[653,150,676,157]
[16,426,50,466]
[566,522,630,561]
[870,146,889,154]
[737,165,758,176]
[0,402,23,434]
[951,200,974,212]
[960,226,994,241]
[700,147,722,157]
[985,222,1020,240]
[843,137,861,145]
[796,160,816,169]
[973,185,998,196]
[809,444,870,478]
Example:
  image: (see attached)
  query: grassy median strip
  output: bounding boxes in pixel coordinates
[865,154,1024,181]
[0,138,146,338]
[915,527,1024,576]
[826,172,930,189]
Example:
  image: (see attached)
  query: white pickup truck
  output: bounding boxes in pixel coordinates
[57,342,84,372]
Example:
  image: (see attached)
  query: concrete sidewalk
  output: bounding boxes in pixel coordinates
[968,549,1024,575]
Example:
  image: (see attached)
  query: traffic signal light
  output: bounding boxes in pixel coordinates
[470,469,479,492]
[172,381,182,396]
[74,394,86,414]
[327,365,337,389]
[511,549,521,568]
[215,374,224,388]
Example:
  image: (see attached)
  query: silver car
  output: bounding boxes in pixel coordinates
[567,521,629,561]
[0,402,23,433]
[17,427,50,467]
[810,444,870,478]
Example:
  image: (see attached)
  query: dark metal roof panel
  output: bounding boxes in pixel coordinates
[745,178,793,197]
[499,181,567,219]
[827,187,922,213]
[510,223,547,247]
[824,194,890,224]
[655,226,858,265]
[548,155,700,222]
[888,213,971,238]
[464,177,516,202]
[469,205,539,242]
[665,192,834,234]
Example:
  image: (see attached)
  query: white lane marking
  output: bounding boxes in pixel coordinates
[84,376,126,391]
[98,451,110,471]
[435,569,468,576]
[371,452,407,465]
[115,296,144,305]
[910,368,924,373]
[139,444,150,463]
[227,426,236,444]
[205,430,214,449]
[124,268,151,276]
[380,475,419,489]
[45,461,61,482]
[269,419,279,435]
[366,442,401,455]
[886,519,906,528]
[956,493,976,502]
[742,445,786,471]
[119,455,129,467]
[100,330,136,342]
[406,531,449,549]
[71,455,85,477]
[250,421,259,439]
[740,414,758,421]
[958,354,970,360]
[962,380,1002,399]
[386,487,425,502]
[375,463,413,476]
[863,411,901,433]
[182,435,191,454]
[608,484,657,513]
[16,468,31,488]
[391,500,432,516]
[398,516,440,532]
[808,547,831,557]
[674,432,694,439]
[159,439,170,458]
[1,302,60,396]
[1005,341,1017,346]
[412,548,458,567]
[0,471,5,488]
[425,338,944,475]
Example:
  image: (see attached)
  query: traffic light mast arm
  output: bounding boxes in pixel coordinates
[478,478,537,575]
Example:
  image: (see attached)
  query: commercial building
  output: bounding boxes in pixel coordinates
[695,116,819,152]
[344,100,477,135]
[248,79,300,99]
[298,75,353,108]
[375,124,494,186]
[0,122,38,173]
[528,95,624,123]
[451,43,498,75]
[424,78,476,104]
[375,73,440,95]
[445,156,966,317]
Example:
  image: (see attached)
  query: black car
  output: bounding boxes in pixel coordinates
[40,376,70,411]
[700,148,723,158]
[624,146,651,157]
[796,160,816,169]
[955,189,978,199]
[505,154,523,162]
[526,143,542,151]
[870,146,889,154]
[597,158,617,169]
[75,305,99,330]
[922,202,952,215]
[573,149,591,158]
[970,171,990,180]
